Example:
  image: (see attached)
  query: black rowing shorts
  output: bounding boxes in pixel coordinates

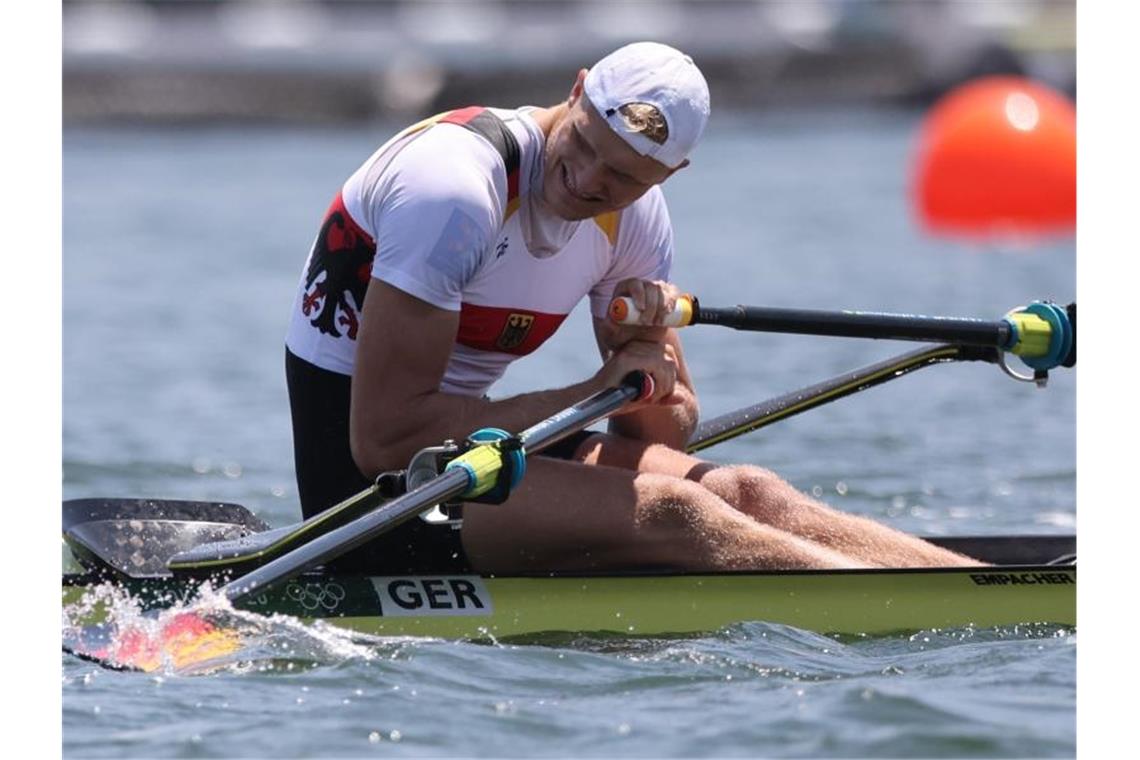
[285,347,594,574]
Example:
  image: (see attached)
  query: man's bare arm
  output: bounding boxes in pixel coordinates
[350,280,642,477]
[592,317,699,449]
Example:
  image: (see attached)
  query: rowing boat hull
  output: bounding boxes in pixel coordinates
[62,563,1075,639]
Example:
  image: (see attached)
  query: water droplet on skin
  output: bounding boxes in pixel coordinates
[389,730,402,743]
[368,732,381,744]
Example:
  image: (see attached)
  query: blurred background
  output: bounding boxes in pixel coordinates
[63,0,1077,539]
[56,7,1082,756]
[65,0,1075,124]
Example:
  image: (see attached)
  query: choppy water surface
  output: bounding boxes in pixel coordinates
[63,109,1075,758]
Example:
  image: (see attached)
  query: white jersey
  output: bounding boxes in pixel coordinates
[285,106,675,397]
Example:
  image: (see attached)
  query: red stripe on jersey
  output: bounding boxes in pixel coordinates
[456,303,569,356]
[324,191,375,249]
[439,106,487,126]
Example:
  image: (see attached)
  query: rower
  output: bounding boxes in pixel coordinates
[284,41,984,574]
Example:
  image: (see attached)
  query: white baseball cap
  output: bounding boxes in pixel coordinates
[583,41,711,169]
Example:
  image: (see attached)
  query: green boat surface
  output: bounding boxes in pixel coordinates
[63,535,1075,639]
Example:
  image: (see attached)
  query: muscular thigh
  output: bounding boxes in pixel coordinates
[460,457,675,573]
[573,432,719,482]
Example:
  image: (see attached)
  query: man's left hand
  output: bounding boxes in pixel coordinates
[614,278,684,326]
[602,279,683,350]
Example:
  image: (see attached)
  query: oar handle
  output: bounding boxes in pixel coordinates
[609,297,1075,371]
[608,295,696,327]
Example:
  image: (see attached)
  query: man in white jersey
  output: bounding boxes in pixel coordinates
[286,42,980,573]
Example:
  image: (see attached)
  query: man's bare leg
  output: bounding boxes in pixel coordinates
[572,434,986,568]
[460,458,869,574]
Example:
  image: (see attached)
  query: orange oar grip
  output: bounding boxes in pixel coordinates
[608,295,695,327]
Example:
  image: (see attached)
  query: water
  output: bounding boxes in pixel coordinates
[63,109,1075,757]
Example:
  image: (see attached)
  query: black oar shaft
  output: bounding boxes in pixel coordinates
[695,305,1012,348]
[685,344,995,453]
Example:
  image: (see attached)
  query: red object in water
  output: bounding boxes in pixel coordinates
[912,76,1076,239]
[84,612,241,673]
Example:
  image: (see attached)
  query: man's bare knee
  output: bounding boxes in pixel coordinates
[700,465,797,521]
[636,485,712,533]
[633,477,837,571]
[633,478,742,557]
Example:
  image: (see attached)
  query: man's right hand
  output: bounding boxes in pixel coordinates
[594,339,680,406]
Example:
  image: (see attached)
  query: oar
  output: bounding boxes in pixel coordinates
[685,343,993,453]
[220,372,650,605]
[610,297,1075,371]
[63,373,650,671]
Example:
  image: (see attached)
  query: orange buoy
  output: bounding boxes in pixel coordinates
[912,76,1076,239]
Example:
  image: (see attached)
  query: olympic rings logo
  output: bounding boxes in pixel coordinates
[285,581,347,612]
